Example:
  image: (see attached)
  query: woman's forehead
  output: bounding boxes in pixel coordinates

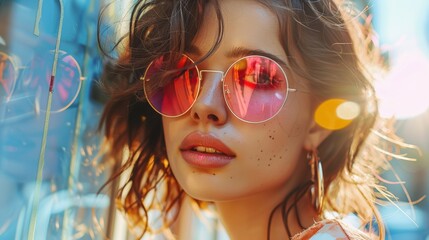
[191,0,287,62]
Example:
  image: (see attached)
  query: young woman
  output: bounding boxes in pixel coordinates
[99,0,398,239]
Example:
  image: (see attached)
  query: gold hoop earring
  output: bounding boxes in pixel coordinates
[308,150,324,213]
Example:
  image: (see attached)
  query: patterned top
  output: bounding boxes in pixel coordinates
[292,219,374,240]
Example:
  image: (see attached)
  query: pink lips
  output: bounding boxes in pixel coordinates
[179,132,236,168]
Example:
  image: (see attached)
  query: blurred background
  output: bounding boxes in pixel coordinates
[0,0,428,239]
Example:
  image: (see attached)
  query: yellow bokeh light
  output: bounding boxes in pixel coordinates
[315,99,360,130]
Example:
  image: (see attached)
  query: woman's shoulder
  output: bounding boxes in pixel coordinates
[292,219,375,240]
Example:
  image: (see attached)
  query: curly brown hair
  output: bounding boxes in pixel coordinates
[98,0,398,239]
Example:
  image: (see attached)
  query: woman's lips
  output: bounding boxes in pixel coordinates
[179,131,236,168]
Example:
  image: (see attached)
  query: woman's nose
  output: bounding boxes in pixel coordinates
[190,71,228,125]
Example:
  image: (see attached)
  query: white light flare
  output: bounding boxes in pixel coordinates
[375,52,429,119]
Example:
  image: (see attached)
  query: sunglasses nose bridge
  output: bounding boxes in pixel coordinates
[197,69,225,97]
[190,70,228,124]
[199,70,224,79]
[198,70,225,100]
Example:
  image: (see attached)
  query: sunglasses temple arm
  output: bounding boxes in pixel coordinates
[34,0,44,36]
[28,0,65,239]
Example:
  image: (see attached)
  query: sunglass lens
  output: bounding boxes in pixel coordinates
[223,56,288,122]
[144,54,199,117]
[21,52,82,113]
[0,52,16,100]
[52,54,82,112]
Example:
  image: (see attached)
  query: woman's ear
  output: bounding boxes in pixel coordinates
[303,120,332,151]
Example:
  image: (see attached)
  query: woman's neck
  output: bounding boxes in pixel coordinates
[214,189,318,240]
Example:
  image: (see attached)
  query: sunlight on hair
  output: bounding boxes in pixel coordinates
[375,51,429,119]
[314,99,360,130]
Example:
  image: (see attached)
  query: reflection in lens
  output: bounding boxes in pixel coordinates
[53,54,81,112]
[224,56,288,123]
[19,51,82,113]
[143,54,200,117]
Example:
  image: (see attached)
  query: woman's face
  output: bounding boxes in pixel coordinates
[163,0,316,202]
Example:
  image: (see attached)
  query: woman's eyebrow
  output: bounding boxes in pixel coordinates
[227,47,288,67]
[186,45,288,67]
